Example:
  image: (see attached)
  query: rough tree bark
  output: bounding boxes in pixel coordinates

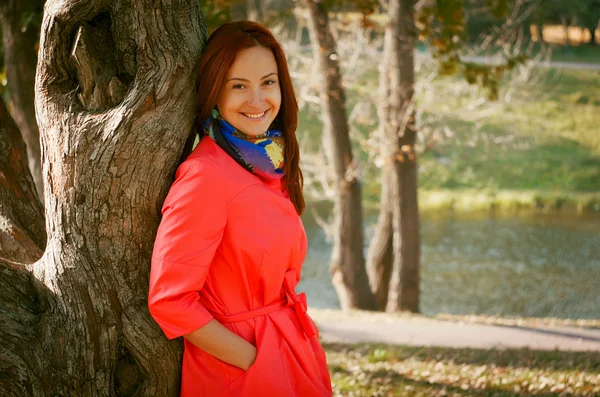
[367,0,420,313]
[1,0,45,205]
[0,95,45,263]
[0,95,45,396]
[365,169,393,311]
[302,0,376,310]
[0,0,206,395]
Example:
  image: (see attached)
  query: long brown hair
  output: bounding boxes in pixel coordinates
[186,21,305,215]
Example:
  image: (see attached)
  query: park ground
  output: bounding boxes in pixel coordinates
[310,308,600,396]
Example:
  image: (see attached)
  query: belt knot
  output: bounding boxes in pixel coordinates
[283,270,316,338]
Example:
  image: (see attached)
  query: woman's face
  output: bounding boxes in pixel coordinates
[217,46,281,137]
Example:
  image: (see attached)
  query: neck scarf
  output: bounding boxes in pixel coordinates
[203,109,285,181]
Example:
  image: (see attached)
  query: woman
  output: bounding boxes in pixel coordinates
[148,21,332,396]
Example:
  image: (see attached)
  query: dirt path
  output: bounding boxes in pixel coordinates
[308,308,600,352]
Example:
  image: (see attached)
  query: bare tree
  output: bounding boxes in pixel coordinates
[0,0,206,394]
[301,0,376,310]
[367,0,420,312]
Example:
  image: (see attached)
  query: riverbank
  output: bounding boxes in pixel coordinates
[416,189,600,214]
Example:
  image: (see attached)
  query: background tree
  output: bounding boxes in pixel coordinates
[367,0,419,312]
[0,0,206,394]
[1,0,45,205]
[301,0,377,310]
[578,0,600,45]
[368,0,527,313]
[542,0,584,46]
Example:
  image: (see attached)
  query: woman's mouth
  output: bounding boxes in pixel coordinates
[242,109,269,120]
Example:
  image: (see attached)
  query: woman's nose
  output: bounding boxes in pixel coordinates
[247,88,264,107]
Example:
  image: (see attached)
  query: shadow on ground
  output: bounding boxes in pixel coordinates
[324,342,600,396]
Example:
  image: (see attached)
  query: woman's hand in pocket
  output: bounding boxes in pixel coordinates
[183,319,257,371]
[240,342,257,370]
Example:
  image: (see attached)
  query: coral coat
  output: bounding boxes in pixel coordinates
[148,137,332,396]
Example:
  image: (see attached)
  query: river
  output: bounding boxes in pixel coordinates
[298,210,600,319]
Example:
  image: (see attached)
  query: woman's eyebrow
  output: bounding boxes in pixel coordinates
[227,72,278,82]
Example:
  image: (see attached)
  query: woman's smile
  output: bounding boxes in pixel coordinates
[242,109,269,120]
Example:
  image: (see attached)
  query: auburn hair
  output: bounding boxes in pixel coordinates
[184,20,305,216]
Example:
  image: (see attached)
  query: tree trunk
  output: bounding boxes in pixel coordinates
[0,95,45,263]
[586,21,599,45]
[230,2,248,21]
[302,0,376,310]
[0,0,207,395]
[365,170,393,311]
[534,5,545,43]
[231,0,264,22]
[246,0,263,22]
[369,0,420,313]
[537,23,545,43]
[562,15,571,46]
[1,0,45,206]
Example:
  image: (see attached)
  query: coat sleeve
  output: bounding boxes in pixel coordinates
[148,159,227,340]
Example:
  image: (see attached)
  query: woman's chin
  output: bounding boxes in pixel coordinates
[238,122,273,137]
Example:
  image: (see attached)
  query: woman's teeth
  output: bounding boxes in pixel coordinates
[243,111,266,119]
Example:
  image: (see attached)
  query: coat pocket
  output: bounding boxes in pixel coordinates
[228,341,261,395]
[225,360,246,388]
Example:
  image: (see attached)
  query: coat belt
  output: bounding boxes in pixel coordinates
[210,270,316,338]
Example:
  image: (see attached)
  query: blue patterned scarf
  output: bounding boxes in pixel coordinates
[203,109,285,181]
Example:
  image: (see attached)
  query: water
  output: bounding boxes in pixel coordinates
[298,210,600,319]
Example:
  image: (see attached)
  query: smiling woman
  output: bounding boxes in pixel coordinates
[148,21,332,397]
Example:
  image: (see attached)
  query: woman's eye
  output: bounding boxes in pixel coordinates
[263,79,277,86]
[232,84,245,89]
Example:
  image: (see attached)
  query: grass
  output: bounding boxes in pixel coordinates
[325,342,600,396]
[545,44,600,64]
[297,54,600,213]
[412,67,600,213]
[414,68,600,190]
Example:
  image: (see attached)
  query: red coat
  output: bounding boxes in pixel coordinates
[148,137,332,396]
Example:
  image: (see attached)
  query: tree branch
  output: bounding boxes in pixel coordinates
[0,96,46,262]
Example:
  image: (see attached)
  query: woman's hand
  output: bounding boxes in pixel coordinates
[240,342,257,370]
[184,319,257,371]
